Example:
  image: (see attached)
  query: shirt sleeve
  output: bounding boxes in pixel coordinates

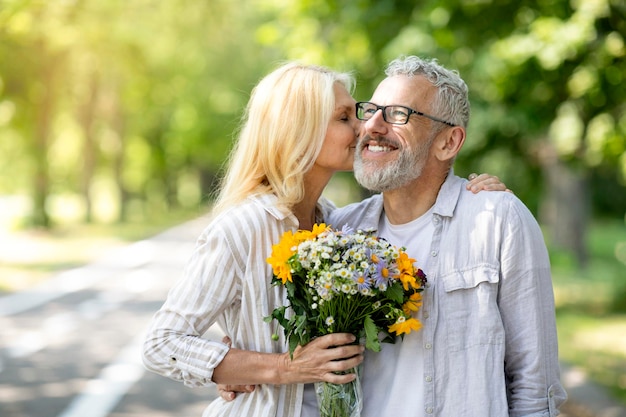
[142,225,241,387]
[498,198,567,416]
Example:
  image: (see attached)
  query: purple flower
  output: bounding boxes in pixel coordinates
[341,224,354,235]
[374,258,391,288]
[353,272,372,292]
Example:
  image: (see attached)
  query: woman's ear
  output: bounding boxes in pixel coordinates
[434,126,465,161]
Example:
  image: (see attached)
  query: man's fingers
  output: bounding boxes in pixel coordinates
[218,388,236,401]
[217,384,255,402]
[221,384,255,393]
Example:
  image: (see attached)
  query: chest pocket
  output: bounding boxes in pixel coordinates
[441,268,504,352]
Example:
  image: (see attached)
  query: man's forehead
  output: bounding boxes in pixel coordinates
[372,75,434,105]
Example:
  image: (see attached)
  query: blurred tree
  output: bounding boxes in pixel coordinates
[0,1,70,227]
[0,0,278,226]
[462,0,625,265]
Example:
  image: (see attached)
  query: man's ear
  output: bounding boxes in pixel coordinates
[434,126,465,161]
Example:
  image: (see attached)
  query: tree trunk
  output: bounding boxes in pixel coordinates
[31,41,57,228]
[111,93,130,223]
[78,71,100,223]
[538,142,589,267]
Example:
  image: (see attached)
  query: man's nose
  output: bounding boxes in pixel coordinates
[364,109,389,136]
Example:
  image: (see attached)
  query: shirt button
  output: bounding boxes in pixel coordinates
[423,312,430,319]
[426,407,433,414]
[433,216,440,224]
[431,250,437,257]
[425,283,431,289]
[425,375,432,382]
[425,343,432,349]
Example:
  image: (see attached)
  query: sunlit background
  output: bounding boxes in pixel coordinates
[0,0,625,415]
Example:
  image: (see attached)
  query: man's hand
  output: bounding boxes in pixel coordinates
[217,382,255,401]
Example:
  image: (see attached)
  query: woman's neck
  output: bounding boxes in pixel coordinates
[294,170,331,230]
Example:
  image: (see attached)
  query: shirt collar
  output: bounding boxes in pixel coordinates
[364,168,464,228]
[431,168,464,218]
[250,193,295,224]
[250,193,336,229]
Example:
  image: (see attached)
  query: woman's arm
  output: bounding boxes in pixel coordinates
[143,214,364,390]
[213,333,364,385]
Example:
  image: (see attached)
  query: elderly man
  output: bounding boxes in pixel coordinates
[328,55,566,416]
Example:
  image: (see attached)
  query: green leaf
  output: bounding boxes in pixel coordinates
[288,335,299,358]
[384,282,404,304]
[364,314,381,352]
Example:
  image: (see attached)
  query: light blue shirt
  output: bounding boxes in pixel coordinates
[328,170,567,417]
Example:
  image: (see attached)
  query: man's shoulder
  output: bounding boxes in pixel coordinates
[327,194,383,230]
[455,187,540,228]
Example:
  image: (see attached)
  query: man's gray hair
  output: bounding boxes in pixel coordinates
[385,56,470,128]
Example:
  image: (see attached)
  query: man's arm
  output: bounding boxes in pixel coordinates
[499,198,567,416]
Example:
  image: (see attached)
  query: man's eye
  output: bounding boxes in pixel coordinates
[390,108,408,118]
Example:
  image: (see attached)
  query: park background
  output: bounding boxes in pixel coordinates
[0,0,624,412]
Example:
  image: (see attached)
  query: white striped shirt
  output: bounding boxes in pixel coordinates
[142,193,333,417]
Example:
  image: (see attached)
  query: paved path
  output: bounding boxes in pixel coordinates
[0,216,217,417]
[0,217,624,417]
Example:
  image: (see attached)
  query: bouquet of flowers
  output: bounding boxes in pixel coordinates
[265,223,426,417]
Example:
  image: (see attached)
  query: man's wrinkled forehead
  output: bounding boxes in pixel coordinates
[371,75,436,110]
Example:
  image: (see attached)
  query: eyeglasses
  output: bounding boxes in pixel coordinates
[356,101,456,127]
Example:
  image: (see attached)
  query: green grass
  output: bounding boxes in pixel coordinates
[551,218,626,404]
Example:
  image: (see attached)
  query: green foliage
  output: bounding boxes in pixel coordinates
[551,218,626,315]
[0,0,624,229]
[551,218,626,403]
[363,315,380,352]
[0,0,277,225]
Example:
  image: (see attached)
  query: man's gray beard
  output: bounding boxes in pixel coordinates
[353,137,433,192]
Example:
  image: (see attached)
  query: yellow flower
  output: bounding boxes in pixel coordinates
[402,292,423,315]
[266,224,330,285]
[311,223,330,238]
[267,230,297,284]
[396,251,421,290]
[388,316,423,335]
[294,229,312,242]
[294,223,329,242]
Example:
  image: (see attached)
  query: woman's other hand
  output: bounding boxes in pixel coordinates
[466,172,512,193]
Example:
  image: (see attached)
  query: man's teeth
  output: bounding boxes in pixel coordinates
[369,144,393,152]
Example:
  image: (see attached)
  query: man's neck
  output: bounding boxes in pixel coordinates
[382,171,448,225]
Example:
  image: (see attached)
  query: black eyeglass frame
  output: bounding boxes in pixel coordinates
[356,101,456,127]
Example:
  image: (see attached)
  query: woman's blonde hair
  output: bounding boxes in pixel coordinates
[211,62,354,215]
